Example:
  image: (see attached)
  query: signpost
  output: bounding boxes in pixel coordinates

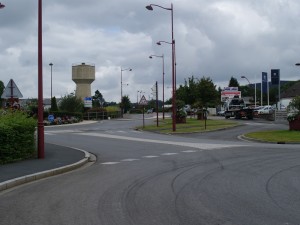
[1,79,23,107]
[139,95,148,128]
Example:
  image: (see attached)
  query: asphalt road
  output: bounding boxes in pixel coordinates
[0,115,299,225]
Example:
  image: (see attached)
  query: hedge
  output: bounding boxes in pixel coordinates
[0,111,37,164]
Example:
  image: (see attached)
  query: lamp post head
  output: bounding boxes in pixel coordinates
[129,68,132,71]
[0,3,5,9]
[156,42,161,45]
[49,63,53,66]
[241,76,246,79]
[145,5,153,10]
[295,63,300,66]
[149,56,153,59]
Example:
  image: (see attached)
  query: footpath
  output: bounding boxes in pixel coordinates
[0,143,90,191]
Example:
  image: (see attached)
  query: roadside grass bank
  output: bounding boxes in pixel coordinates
[138,118,239,134]
[244,130,300,143]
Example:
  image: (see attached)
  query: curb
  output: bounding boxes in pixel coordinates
[239,134,300,144]
[0,148,91,192]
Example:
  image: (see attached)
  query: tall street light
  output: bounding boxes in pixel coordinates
[146,3,176,131]
[241,75,256,108]
[38,0,44,159]
[149,54,165,119]
[49,63,53,100]
[121,67,132,118]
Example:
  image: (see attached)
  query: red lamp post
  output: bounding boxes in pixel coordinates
[146,3,176,131]
[149,54,165,119]
[38,0,44,158]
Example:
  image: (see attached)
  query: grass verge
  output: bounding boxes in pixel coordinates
[138,118,239,134]
[244,130,300,143]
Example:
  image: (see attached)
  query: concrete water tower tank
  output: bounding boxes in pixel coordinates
[72,63,95,100]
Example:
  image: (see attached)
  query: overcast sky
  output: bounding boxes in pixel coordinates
[0,0,300,103]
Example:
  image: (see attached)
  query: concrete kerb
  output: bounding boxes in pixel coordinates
[0,148,91,192]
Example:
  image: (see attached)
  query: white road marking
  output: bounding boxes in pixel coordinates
[101,162,120,165]
[121,159,140,162]
[143,155,159,158]
[181,150,197,153]
[77,132,248,150]
[161,153,178,156]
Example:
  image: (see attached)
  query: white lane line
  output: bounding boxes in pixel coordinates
[161,153,178,156]
[143,155,159,158]
[77,132,248,150]
[121,159,140,162]
[45,133,56,135]
[101,162,120,165]
[181,150,197,153]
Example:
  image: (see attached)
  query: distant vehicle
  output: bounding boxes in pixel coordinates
[217,110,225,116]
[147,108,153,114]
[224,96,254,119]
[257,105,275,114]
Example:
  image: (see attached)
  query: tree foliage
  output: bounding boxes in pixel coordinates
[121,95,131,113]
[0,80,4,106]
[228,76,240,88]
[51,96,58,111]
[59,93,84,112]
[92,90,105,108]
[176,76,219,108]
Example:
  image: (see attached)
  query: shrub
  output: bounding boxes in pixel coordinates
[287,96,300,122]
[0,111,37,164]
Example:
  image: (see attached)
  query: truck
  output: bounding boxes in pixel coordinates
[224,95,254,119]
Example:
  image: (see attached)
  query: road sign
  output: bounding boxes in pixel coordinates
[84,97,92,108]
[139,95,148,105]
[1,79,23,98]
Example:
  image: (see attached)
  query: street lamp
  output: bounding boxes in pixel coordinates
[149,54,165,119]
[49,63,53,100]
[156,40,177,97]
[0,2,5,9]
[241,75,256,107]
[121,67,132,117]
[37,0,44,158]
[146,3,176,131]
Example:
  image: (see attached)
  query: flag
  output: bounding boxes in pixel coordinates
[271,69,280,85]
[262,72,268,94]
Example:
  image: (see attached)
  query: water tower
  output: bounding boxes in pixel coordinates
[72,63,95,100]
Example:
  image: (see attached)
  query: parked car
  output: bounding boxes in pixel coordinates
[257,105,275,114]
[217,110,225,116]
[147,108,153,114]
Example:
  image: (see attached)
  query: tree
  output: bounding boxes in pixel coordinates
[121,95,131,114]
[92,90,105,108]
[197,76,219,108]
[0,80,4,107]
[228,76,240,88]
[176,76,219,108]
[50,96,58,111]
[59,93,84,112]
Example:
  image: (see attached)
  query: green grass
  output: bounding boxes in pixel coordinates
[245,130,300,143]
[138,118,239,134]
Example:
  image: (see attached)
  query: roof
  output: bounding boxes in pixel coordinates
[281,82,300,98]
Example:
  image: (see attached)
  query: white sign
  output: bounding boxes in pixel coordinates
[84,97,92,108]
[223,87,239,91]
[1,79,23,98]
[221,91,241,102]
[139,95,148,105]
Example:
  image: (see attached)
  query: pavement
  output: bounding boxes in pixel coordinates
[0,143,91,191]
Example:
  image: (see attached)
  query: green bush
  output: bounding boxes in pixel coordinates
[0,111,37,164]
